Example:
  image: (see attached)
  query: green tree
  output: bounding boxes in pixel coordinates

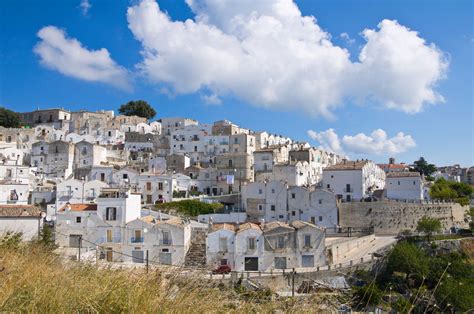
[412,157,437,178]
[430,178,473,205]
[0,107,22,128]
[118,100,156,120]
[416,216,442,241]
[37,224,57,249]
[353,282,383,308]
[386,242,429,278]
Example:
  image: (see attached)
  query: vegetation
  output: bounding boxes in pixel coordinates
[430,178,473,206]
[364,239,474,312]
[155,199,224,216]
[411,157,437,180]
[118,100,156,120]
[0,237,345,312]
[416,216,442,241]
[0,107,22,128]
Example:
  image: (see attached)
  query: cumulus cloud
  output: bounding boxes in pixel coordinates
[34,26,131,90]
[307,129,344,154]
[80,0,91,16]
[308,128,416,155]
[127,0,448,117]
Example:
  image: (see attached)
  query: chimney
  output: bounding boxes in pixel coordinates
[389,157,395,165]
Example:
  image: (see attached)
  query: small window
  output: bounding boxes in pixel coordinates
[271,205,276,211]
[105,207,117,221]
[327,184,330,189]
[258,189,263,194]
[318,199,322,204]
[319,216,323,221]
[277,236,285,249]
[258,204,263,211]
[331,175,334,178]
[76,217,82,223]
[248,237,256,250]
[398,181,400,185]
[291,193,296,199]
[292,211,296,216]
[413,181,416,185]
[123,174,128,179]
[304,234,311,247]
[271,189,275,193]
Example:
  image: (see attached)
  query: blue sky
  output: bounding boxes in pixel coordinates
[0,0,472,166]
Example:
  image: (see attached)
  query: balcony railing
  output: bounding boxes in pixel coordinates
[131,237,144,243]
[160,239,172,246]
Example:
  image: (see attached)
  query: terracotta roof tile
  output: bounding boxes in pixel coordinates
[59,204,97,212]
[0,205,42,217]
[386,172,420,178]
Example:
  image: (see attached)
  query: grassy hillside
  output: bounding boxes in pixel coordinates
[0,241,339,312]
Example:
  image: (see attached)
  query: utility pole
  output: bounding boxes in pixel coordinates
[291,268,295,298]
[146,249,149,273]
[78,235,82,262]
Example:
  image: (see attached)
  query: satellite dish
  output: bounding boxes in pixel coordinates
[45,215,52,222]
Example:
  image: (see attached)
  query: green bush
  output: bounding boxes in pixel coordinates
[155,199,224,216]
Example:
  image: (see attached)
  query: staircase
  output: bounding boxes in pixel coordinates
[185,230,207,267]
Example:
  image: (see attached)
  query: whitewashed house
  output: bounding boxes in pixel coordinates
[241,181,288,222]
[322,160,386,201]
[56,178,108,209]
[74,141,107,169]
[206,223,236,270]
[0,205,43,240]
[123,216,191,265]
[386,172,424,201]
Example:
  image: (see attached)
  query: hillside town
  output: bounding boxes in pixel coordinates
[0,106,471,275]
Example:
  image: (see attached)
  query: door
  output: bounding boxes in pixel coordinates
[159,252,172,265]
[106,249,113,262]
[274,257,287,269]
[106,230,113,243]
[244,257,259,271]
[302,255,314,267]
[69,234,82,248]
[132,250,144,263]
[100,173,105,182]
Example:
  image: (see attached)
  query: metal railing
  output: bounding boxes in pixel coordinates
[131,237,144,243]
[160,239,172,246]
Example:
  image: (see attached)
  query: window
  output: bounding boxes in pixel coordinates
[248,237,256,250]
[146,182,152,191]
[276,236,285,249]
[319,216,323,221]
[398,181,400,185]
[302,255,314,267]
[158,182,163,190]
[219,237,228,252]
[292,211,296,216]
[271,188,275,193]
[123,174,128,179]
[106,229,113,242]
[258,204,263,211]
[271,205,276,211]
[76,217,82,223]
[318,199,322,204]
[228,160,233,167]
[304,234,311,247]
[331,175,334,178]
[413,181,416,185]
[162,231,171,245]
[327,184,330,189]
[105,207,117,221]
[220,259,228,266]
[258,189,263,194]
[291,193,296,199]
[310,217,315,224]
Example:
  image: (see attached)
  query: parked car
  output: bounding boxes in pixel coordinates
[212,265,231,274]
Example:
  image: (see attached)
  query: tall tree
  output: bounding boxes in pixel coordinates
[416,216,442,241]
[118,100,156,120]
[412,157,437,177]
[0,107,22,128]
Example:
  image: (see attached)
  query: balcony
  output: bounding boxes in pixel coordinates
[131,237,144,243]
[160,239,172,246]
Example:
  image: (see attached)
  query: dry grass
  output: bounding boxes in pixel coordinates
[0,243,341,312]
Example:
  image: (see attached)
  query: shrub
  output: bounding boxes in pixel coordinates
[155,199,224,216]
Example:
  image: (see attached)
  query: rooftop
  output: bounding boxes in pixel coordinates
[0,205,42,217]
[59,204,97,212]
[325,160,369,171]
[386,172,421,178]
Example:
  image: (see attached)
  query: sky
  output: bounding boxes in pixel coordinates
[0,0,472,166]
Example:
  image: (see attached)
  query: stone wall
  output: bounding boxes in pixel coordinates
[338,201,469,235]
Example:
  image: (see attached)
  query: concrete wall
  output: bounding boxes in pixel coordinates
[339,201,469,235]
[326,234,376,264]
[0,217,42,240]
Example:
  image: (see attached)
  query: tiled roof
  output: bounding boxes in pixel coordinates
[386,172,420,178]
[0,205,42,217]
[263,221,292,231]
[325,160,368,171]
[59,204,97,212]
[378,163,407,169]
[211,223,236,232]
[236,222,261,233]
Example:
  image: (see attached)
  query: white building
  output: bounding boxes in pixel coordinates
[0,205,43,240]
[322,160,385,201]
[386,172,424,201]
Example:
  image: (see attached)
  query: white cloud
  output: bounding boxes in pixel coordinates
[34,26,131,90]
[340,32,355,45]
[127,0,448,117]
[80,0,91,16]
[307,129,344,154]
[308,128,416,155]
[202,93,222,105]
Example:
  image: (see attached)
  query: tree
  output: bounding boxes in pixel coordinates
[430,178,473,205]
[412,157,437,178]
[118,100,156,120]
[416,216,442,241]
[0,107,22,128]
[386,242,429,278]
